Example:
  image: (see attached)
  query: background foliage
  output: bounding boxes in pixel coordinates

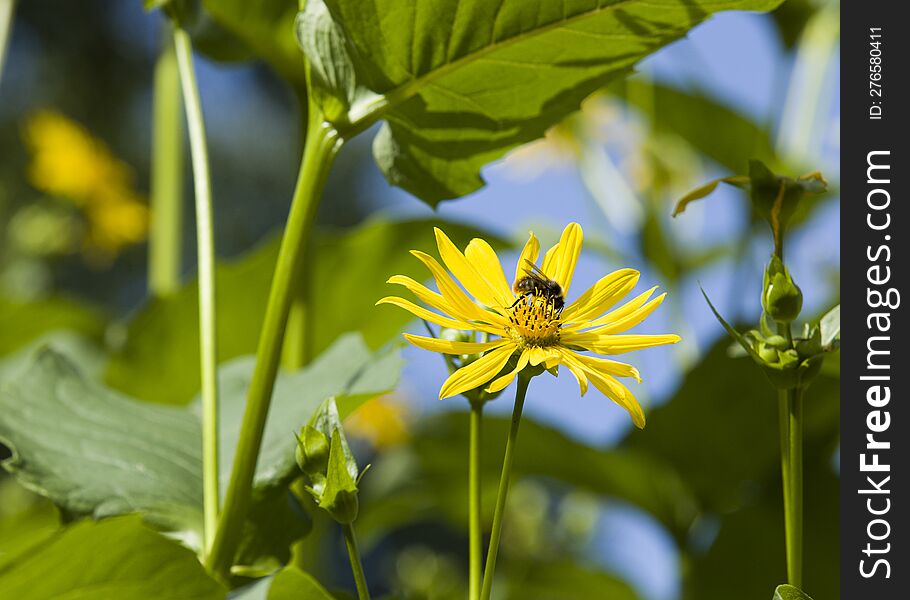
[0,1,839,598]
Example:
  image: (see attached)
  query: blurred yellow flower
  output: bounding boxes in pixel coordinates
[345,396,411,448]
[21,110,148,259]
[378,223,680,428]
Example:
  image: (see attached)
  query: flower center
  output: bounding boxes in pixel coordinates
[505,297,561,348]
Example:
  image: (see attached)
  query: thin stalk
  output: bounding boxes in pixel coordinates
[208,106,341,579]
[0,0,14,87]
[173,26,219,558]
[468,400,483,600]
[787,388,804,587]
[343,523,371,600]
[480,375,531,600]
[149,29,184,296]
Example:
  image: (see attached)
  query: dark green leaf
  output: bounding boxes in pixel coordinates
[319,0,785,204]
[0,516,225,599]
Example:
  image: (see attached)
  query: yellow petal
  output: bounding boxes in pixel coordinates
[486,348,531,393]
[561,269,639,323]
[552,222,583,294]
[387,275,456,316]
[376,297,476,331]
[465,238,513,307]
[564,332,681,355]
[586,292,667,334]
[560,350,645,428]
[557,348,589,396]
[402,333,508,355]
[570,352,641,383]
[439,344,517,399]
[513,232,540,286]
[434,228,503,309]
[571,286,657,331]
[541,243,560,278]
[527,345,560,367]
[411,250,507,327]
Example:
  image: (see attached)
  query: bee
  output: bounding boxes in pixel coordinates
[511,260,565,312]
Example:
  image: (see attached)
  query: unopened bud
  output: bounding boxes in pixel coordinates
[762,255,802,323]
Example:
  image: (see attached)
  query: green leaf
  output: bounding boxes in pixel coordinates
[314,0,783,204]
[106,218,503,405]
[269,566,336,600]
[230,566,336,600]
[774,584,815,600]
[0,295,105,359]
[201,0,305,89]
[616,79,778,173]
[0,334,401,558]
[0,349,205,534]
[0,516,224,599]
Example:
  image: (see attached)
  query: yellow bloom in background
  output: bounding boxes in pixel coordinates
[345,396,411,449]
[378,223,680,428]
[21,110,149,260]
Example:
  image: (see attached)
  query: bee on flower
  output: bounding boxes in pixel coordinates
[378,223,680,428]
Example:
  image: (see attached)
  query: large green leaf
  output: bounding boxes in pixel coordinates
[305,0,783,204]
[230,566,336,600]
[0,516,224,599]
[106,219,504,405]
[0,334,400,556]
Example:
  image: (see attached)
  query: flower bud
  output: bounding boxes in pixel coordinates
[295,425,330,480]
[320,487,360,524]
[762,255,802,323]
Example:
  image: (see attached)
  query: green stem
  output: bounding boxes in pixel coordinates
[787,388,804,587]
[0,0,14,87]
[173,26,219,558]
[149,29,184,297]
[207,105,341,579]
[343,523,371,600]
[480,375,531,600]
[468,401,483,600]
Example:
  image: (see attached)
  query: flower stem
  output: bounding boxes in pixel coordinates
[0,0,15,87]
[786,387,804,587]
[480,375,531,600]
[343,523,371,600]
[149,28,184,297]
[173,26,219,558]
[207,104,341,579]
[468,400,483,600]
[776,321,803,588]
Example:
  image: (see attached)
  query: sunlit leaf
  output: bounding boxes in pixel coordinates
[774,584,815,600]
[305,0,784,204]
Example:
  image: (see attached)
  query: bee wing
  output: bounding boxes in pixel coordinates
[521,259,549,280]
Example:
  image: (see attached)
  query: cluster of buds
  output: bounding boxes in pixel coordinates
[682,160,838,393]
[295,398,368,524]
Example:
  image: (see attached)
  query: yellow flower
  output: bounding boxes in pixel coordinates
[345,396,411,449]
[377,223,680,428]
[21,110,149,259]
